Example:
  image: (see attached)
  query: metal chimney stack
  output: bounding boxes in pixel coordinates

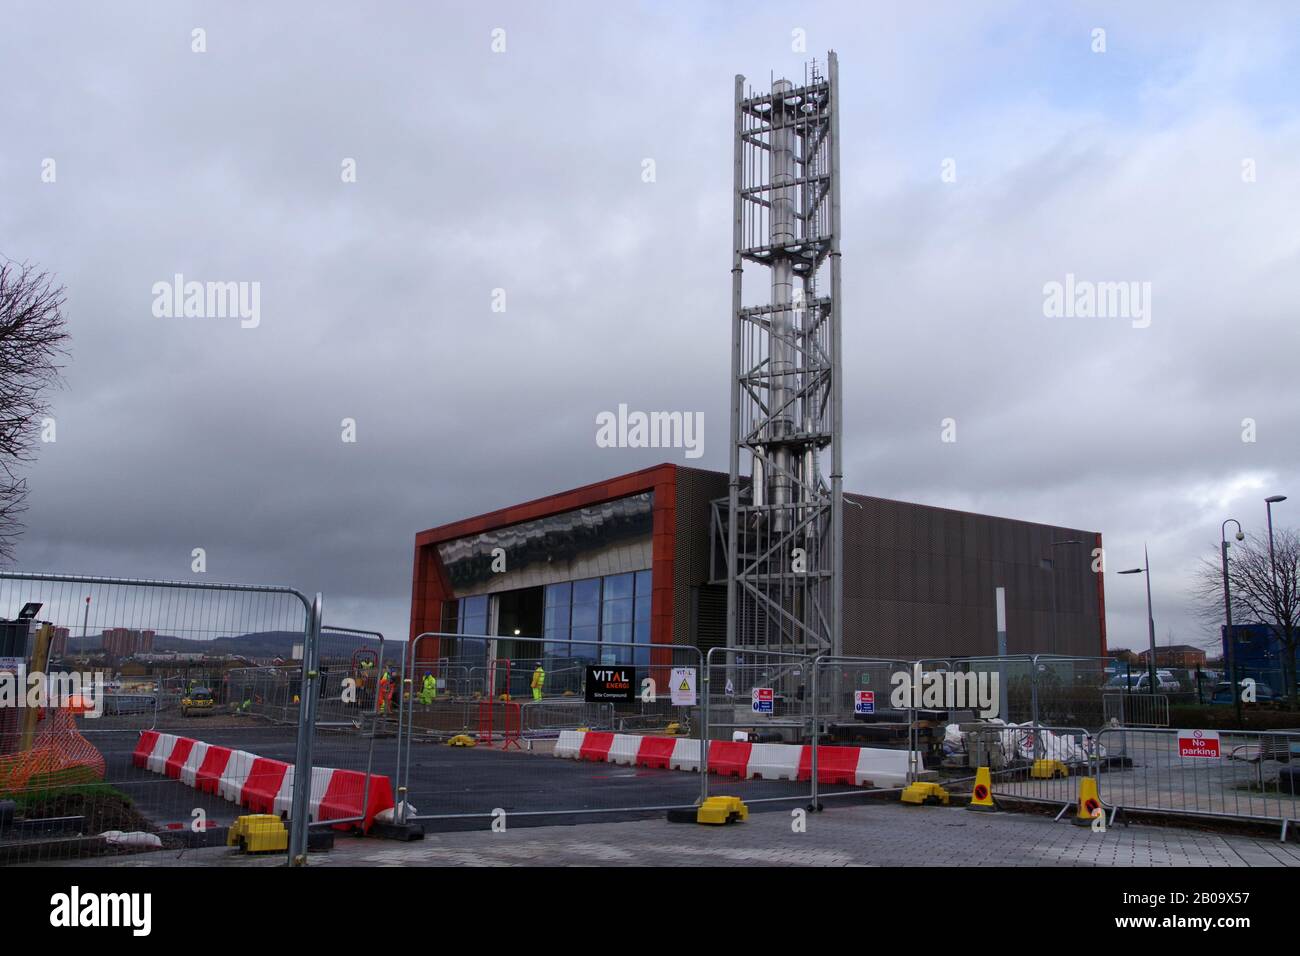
[725,54,843,660]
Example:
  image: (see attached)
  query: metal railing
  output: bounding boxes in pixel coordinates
[1102,691,1170,728]
[521,699,614,736]
[0,571,320,865]
[1094,727,1300,839]
[396,634,707,826]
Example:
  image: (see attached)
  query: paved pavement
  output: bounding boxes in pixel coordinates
[68,800,1300,867]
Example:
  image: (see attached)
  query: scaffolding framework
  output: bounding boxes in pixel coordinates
[722,54,843,665]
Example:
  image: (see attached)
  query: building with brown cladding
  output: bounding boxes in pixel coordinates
[410,465,1106,673]
[1138,645,1206,669]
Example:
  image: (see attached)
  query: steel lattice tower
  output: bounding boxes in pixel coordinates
[725,53,843,662]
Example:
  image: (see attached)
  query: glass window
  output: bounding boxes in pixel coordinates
[459,595,488,636]
[602,573,636,657]
[543,605,568,633]
[633,619,651,667]
[543,587,569,655]
[572,578,601,605]
[602,621,633,645]
[634,581,651,620]
[603,572,634,601]
[571,601,598,629]
[631,570,653,666]
[570,625,599,660]
[571,576,601,653]
[544,582,571,608]
[603,598,634,626]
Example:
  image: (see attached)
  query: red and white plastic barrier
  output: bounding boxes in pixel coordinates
[553,730,918,788]
[132,731,394,831]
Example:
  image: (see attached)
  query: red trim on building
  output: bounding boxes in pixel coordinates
[409,464,679,663]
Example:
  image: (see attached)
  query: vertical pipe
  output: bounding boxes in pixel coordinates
[996,587,1009,721]
[769,78,795,535]
[1221,527,1243,725]
[1144,545,1157,689]
[727,73,744,667]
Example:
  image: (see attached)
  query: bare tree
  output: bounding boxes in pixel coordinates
[0,259,70,562]
[1192,529,1300,706]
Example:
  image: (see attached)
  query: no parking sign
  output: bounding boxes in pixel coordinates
[854,690,875,715]
[1177,729,1221,758]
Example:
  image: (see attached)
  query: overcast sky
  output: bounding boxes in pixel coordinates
[2,1,1297,653]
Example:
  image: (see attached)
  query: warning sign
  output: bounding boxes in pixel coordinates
[854,690,875,715]
[585,667,636,703]
[670,667,697,706]
[752,687,774,714]
[1177,729,1221,759]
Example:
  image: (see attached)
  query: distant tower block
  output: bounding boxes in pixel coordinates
[723,54,843,661]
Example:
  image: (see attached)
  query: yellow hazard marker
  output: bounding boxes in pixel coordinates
[448,734,477,747]
[664,722,681,736]
[966,766,997,812]
[1072,776,1104,827]
[696,796,748,825]
[1031,759,1069,779]
[227,814,288,854]
[900,781,950,806]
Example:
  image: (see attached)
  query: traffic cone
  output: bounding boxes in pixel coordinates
[967,766,997,812]
[1072,776,1103,827]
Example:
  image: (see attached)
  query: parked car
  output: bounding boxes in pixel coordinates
[1106,671,1180,693]
[1209,680,1277,705]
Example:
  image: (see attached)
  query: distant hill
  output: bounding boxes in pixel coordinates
[69,630,383,659]
[151,630,313,658]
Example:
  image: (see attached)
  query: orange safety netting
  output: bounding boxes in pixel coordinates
[0,708,106,795]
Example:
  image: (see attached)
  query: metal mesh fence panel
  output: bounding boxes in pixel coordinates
[699,647,818,808]
[1102,692,1170,728]
[395,635,707,827]
[0,572,314,865]
[1095,727,1300,837]
[1025,656,1115,730]
[298,626,404,832]
[807,656,924,805]
[943,724,1099,810]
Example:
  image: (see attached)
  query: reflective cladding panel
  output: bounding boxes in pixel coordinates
[436,492,654,595]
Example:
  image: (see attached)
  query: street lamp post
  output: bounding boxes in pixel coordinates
[1265,495,1287,699]
[1221,519,1245,725]
[1119,544,1158,689]
[1265,496,1287,588]
[80,596,90,659]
